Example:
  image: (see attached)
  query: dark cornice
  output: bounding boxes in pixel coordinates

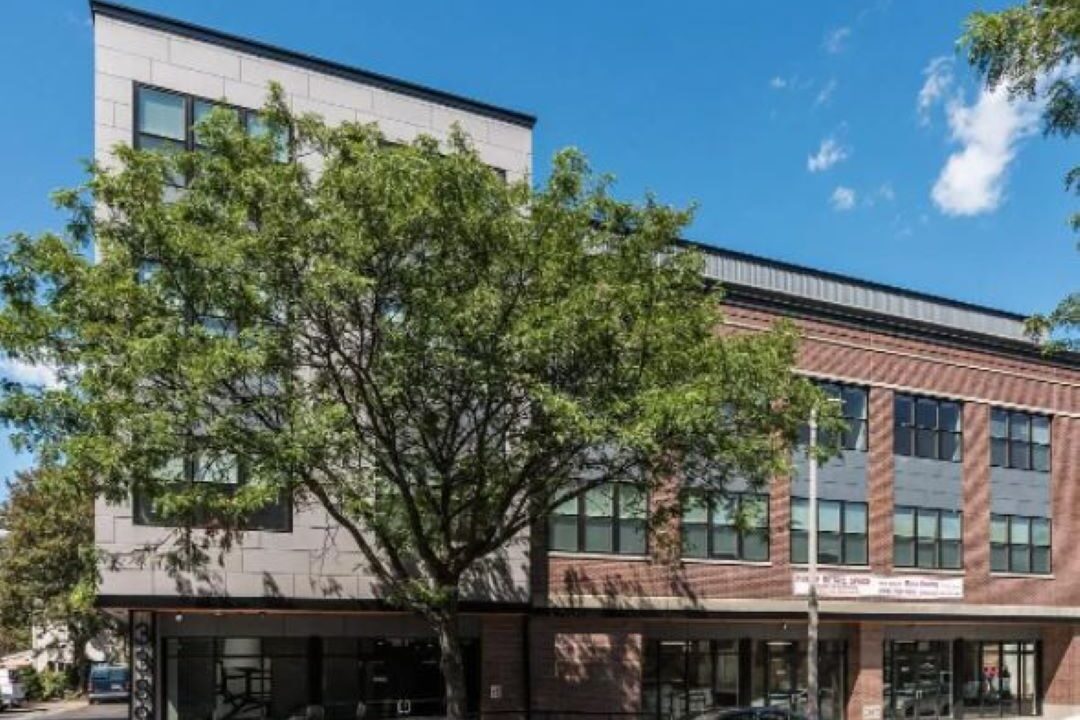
[89,1,537,129]
[679,238,1028,323]
[719,283,1080,371]
[97,594,530,614]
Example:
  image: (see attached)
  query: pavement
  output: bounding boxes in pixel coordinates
[4,702,127,720]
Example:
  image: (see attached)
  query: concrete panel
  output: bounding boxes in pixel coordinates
[168,38,241,80]
[791,450,868,503]
[894,455,963,510]
[990,466,1051,517]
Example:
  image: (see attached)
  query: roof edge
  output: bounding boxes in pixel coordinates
[89,0,538,129]
[678,237,1029,323]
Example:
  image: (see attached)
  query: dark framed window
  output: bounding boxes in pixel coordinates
[894,506,962,569]
[135,84,289,186]
[823,382,869,451]
[991,514,1051,574]
[134,449,291,532]
[682,492,769,562]
[991,408,1051,472]
[549,483,647,555]
[894,394,962,462]
[791,498,868,565]
[958,640,1040,717]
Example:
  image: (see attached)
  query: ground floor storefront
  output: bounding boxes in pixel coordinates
[121,610,1080,720]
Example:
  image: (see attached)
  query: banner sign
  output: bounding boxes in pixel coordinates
[792,571,963,600]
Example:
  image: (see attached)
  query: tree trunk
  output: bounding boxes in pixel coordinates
[430,605,468,720]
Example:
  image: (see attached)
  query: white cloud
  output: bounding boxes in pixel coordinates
[0,357,62,389]
[931,85,1041,216]
[807,138,849,172]
[815,78,838,106]
[917,56,954,125]
[823,27,851,54]
[878,183,896,201]
[770,76,788,89]
[831,186,857,211]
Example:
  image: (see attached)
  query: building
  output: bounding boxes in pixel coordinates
[89,3,1080,720]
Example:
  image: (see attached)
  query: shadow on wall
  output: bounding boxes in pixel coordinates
[556,564,700,610]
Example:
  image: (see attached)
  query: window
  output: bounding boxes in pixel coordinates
[823,382,869,451]
[894,506,962,569]
[549,483,647,555]
[894,394,962,461]
[991,409,1051,472]
[991,514,1051,574]
[134,449,291,532]
[791,498,867,565]
[682,492,769,562]
[135,85,289,186]
[959,641,1039,717]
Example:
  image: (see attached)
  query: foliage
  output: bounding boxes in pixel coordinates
[19,667,73,701]
[963,0,1080,350]
[0,468,110,684]
[0,85,830,718]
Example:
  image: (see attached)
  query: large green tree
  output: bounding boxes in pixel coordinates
[0,88,825,718]
[0,468,110,682]
[964,0,1080,349]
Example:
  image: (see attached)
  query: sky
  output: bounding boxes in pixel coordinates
[0,0,1076,500]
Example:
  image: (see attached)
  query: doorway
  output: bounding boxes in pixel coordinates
[885,641,952,720]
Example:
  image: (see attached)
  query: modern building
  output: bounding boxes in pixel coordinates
[90,4,1080,720]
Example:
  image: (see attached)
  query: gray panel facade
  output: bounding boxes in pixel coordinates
[791,451,868,503]
[990,466,1051,517]
[893,455,963,510]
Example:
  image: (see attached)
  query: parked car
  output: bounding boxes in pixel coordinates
[0,668,26,710]
[88,665,130,704]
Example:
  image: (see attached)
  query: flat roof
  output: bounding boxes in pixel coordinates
[89,1,538,129]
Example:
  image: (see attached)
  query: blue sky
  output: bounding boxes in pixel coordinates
[0,0,1075,499]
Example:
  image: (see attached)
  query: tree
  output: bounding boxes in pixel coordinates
[0,468,110,683]
[963,0,1080,349]
[0,88,826,718]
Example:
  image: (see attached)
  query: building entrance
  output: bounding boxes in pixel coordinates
[885,641,952,720]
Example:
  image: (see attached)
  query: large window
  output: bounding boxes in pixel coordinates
[894,506,962,570]
[894,394,962,462]
[682,492,769,562]
[791,498,868,566]
[135,85,288,185]
[642,640,740,719]
[133,450,291,532]
[549,483,647,555]
[818,382,869,451]
[959,641,1040,717]
[991,409,1051,472]
[991,514,1051,575]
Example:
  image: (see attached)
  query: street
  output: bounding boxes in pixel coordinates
[5,703,127,720]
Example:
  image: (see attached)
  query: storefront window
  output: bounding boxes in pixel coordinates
[754,641,845,720]
[642,640,739,719]
[959,641,1039,717]
[165,637,478,720]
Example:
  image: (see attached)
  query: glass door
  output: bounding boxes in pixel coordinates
[886,642,952,720]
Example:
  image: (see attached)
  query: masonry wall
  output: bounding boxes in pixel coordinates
[545,303,1080,611]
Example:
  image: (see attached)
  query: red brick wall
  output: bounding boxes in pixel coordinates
[846,623,884,720]
[529,617,644,713]
[546,304,1080,609]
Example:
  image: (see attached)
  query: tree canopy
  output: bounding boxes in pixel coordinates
[963,0,1080,349]
[0,87,827,718]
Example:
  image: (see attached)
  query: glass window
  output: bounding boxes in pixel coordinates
[806,382,869,451]
[990,408,1051,473]
[894,506,962,570]
[991,514,1051,574]
[894,394,963,462]
[681,491,770,562]
[138,88,186,141]
[790,498,867,566]
[548,483,649,555]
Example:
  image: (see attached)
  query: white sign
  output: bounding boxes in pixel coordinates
[862,705,883,720]
[792,572,963,600]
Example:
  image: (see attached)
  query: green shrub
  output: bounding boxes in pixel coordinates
[19,667,42,701]
[18,667,71,700]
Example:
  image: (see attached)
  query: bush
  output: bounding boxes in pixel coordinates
[18,667,71,701]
